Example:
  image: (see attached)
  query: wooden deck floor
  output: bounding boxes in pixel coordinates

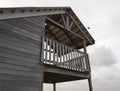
[44,64,91,83]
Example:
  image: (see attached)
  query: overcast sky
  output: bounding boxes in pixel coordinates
[0,0,120,91]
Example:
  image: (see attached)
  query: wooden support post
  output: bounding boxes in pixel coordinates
[88,78,93,91]
[83,40,87,54]
[40,36,44,63]
[53,83,56,91]
[83,39,89,71]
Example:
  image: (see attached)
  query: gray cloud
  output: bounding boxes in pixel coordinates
[90,46,118,67]
[90,45,120,91]
[92,63,120,91]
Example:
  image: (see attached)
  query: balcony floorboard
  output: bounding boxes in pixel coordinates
[44,64,90,83]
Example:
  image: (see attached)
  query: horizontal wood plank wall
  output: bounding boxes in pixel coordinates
[0,16,45,91]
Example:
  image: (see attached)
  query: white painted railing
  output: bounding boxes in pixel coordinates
[41,36,91,72]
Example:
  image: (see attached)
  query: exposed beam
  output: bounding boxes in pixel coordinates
[61,15,66,27]
[46,17,75,43]
[66,16,69,28]
[46,17,84,40]
[46,17,65,30]
[69,21,73,29]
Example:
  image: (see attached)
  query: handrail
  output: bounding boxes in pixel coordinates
[41,36,91,72]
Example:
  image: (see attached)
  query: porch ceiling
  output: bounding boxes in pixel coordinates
[45,8,95,49]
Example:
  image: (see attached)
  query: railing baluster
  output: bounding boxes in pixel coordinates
[59,43,62,66]
[45,37,48,63]
[66,45,69,69]
[82,53,85,71]
[65,45,68,68]
[76,50,79,71]
[71,48,74,69]
[86,54,91,71]
[78,52,82,71]
[70,48,73,70]
[62,44,65,67]
[84,54,87,71]
[84,54,88,71]
[49,39,52,64]
[68,46,71,69]
[77,52,80,71]
[84,55,86,71]
[73,50,76,70]
[53,40,55,65]
[72,48,75,69]
[80,52,83,71]
[56,41,59,65]
[42,36,91,73]
[67,46,69,69]
[75,50,78,71]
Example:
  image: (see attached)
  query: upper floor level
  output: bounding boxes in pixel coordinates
[0,7,95,73]
[0,8,95,91]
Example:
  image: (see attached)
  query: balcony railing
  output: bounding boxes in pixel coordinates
[41,36,91,72]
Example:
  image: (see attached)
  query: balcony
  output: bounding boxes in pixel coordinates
[41,36,91,73]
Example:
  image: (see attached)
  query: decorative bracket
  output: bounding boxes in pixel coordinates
[61,14,73,30]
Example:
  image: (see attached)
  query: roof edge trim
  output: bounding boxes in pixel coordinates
[0,7,67,20]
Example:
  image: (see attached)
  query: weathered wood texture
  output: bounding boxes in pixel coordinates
[43,36,91,72]
[44,64,90,83]
[0,16,45,91]
[88,78,93,91]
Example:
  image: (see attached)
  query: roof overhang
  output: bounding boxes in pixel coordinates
[0,7,95,49]
[0,7,67,20]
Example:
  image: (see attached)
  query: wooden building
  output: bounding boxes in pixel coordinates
[0,7,95,91]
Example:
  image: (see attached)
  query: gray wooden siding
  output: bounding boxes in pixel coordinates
[0,16,45,91]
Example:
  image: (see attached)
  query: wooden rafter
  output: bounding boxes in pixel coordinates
[46,17,84,40]
[46,27,60,42]
[46,17,74,42]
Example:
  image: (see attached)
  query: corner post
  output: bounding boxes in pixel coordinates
[53,83,56,91]
[88,78,93,91]
[40,36,44,64]
[83,39,87,54]
[83,39,88,71]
